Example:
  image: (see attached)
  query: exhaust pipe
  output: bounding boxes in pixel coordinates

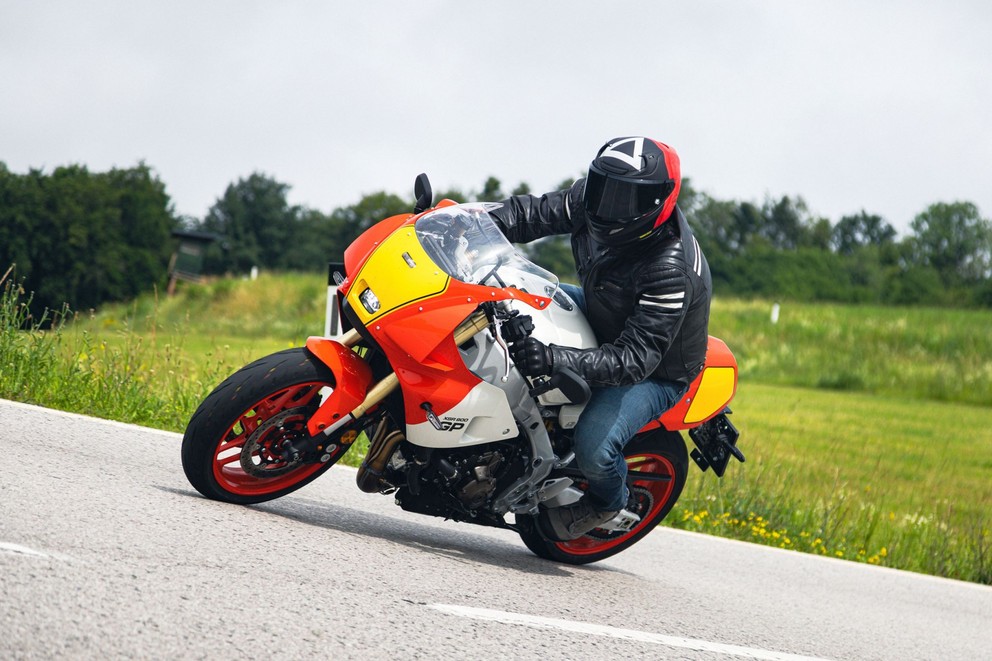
[356,418,406,493]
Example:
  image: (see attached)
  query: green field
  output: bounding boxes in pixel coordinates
[711,299,992,406]
[2,271,990,583]
[672,383,991,579]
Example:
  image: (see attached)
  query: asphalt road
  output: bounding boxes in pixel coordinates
[2,399,990,660]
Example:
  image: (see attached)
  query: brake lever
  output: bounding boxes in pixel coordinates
[489,316,511,383]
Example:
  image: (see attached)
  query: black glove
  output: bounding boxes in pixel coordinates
[501,313,535,344]
[510,337,553,377]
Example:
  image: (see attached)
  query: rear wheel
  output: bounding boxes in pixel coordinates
[518,430,688,564]
[181,348,355,505]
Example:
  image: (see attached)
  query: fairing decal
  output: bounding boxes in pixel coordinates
[652,336,738,431]
[405,380,517,448]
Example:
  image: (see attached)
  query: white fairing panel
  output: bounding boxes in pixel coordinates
[529,288,597,350]
[512,287,598,406]
[406,380,517,448]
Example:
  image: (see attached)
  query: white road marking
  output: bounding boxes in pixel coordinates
[429,603,832,661]
[0,541,75,562]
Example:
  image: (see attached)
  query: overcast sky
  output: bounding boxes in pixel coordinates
[2,1,990,235]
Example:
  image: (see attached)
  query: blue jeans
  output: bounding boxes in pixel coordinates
[559,283,685,511]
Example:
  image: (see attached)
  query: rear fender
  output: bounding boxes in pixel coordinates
[646,336,738,432]
[304,337,373,436]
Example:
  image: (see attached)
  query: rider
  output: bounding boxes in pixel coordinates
[489,136,712,541]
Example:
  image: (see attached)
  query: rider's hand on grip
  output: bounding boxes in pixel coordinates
[501,313,535,344]
[510,337,553,377]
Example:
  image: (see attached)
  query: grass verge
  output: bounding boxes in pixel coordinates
[668,384,992,584]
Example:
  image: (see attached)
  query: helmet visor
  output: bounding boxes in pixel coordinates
[584,169,674,221]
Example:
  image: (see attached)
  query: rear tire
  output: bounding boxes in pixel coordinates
[181,348,353,505]
[518,430,688,564]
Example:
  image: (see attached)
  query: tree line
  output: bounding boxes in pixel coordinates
[191,173,535,275]
[679,185,992,307]
[192,172,992,307]
[0,162,176,316]
[2,162,991,316]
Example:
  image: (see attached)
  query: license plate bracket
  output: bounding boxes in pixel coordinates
[687,411,743,477]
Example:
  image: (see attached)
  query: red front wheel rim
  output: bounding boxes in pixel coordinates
[211,381,337,497]
[553,453,677,556]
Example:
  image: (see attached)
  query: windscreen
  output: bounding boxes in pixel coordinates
[415,203,560,296]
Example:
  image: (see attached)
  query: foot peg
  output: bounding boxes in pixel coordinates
[553,451,575,469]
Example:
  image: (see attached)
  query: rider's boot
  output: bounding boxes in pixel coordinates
[538,496,620,542]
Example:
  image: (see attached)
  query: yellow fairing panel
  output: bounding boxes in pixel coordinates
[347,228,449,325]
[684,367,736,424]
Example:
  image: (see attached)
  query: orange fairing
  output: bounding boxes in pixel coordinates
[373,277,550,427]
[339,200,463,297]
[304,337,373,436]
[651,337,738,431]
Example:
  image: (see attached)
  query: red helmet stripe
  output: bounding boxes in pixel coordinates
[651,139,681,227]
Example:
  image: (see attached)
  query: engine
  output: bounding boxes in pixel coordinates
[441,449,506,510]
[392,441,526,527]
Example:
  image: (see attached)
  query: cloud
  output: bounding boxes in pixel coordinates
[1,1,989,234]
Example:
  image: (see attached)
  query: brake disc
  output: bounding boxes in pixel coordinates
[239,408,308,478]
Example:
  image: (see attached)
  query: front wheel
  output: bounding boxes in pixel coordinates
[181,347,354,505]
[518,430,688,565]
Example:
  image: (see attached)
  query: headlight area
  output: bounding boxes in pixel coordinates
[359,287,381,314]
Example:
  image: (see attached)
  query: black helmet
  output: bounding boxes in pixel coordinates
[583,137,682,247]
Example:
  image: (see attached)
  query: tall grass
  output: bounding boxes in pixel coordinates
[87,272,326,342]
[1,268,227,429]
[712,298,992,406]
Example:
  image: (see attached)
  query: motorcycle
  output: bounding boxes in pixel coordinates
[181,174,744,565]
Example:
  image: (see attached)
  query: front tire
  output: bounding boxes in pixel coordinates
[518,430,688,564]
[181,348,352,505]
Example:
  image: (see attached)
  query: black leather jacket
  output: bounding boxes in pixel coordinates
[490,178,712,387]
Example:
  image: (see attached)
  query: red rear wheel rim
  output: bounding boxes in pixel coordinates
[211,381,337,496]
[553,452,676,556]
